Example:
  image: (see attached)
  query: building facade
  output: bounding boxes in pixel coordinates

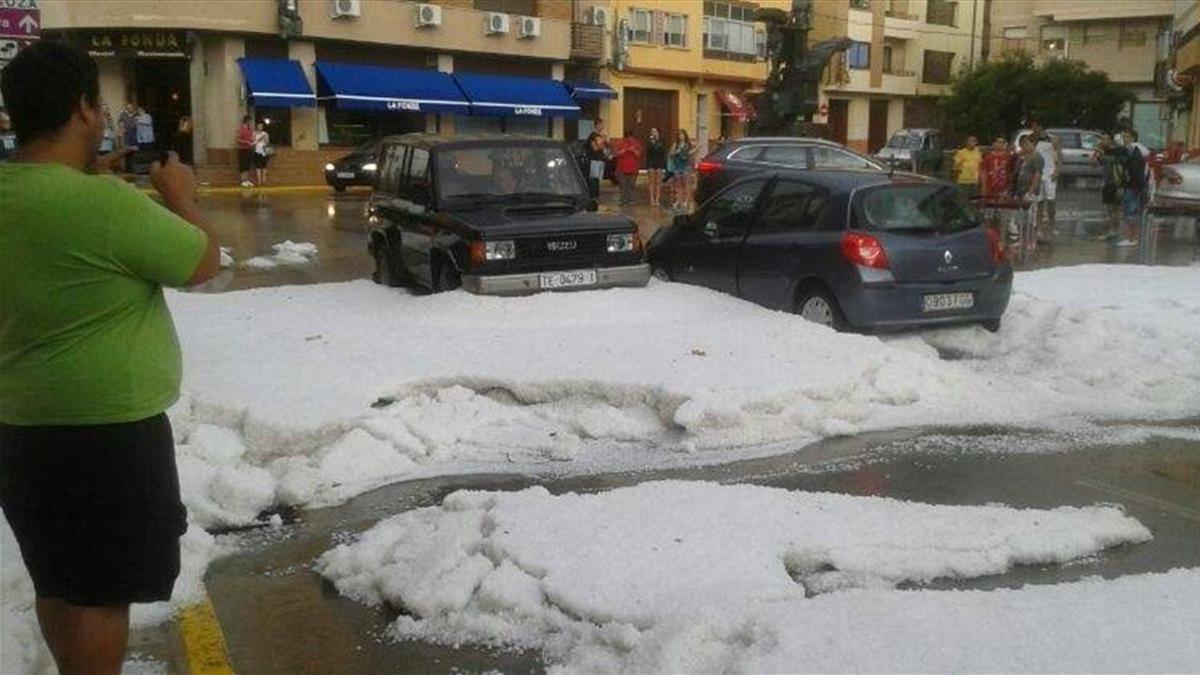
[820,0,985,155]
[1171,0,1200,147]
[988,0,1175,148]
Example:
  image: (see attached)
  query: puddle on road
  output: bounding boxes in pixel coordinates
[195,419,1200,674]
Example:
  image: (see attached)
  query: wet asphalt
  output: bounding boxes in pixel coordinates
[127,187,1200,673]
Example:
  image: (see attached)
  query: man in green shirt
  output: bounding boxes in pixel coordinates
[0,42,219,674]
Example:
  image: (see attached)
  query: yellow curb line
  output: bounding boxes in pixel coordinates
[139,185,354,196]
[178,593,236,675]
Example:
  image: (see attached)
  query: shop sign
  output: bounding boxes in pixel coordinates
[386,100,421,112]
[82,30,190,58]
[513,106,543,116]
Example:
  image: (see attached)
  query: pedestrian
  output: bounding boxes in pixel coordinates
[583,131,607,200]
[98,103,115,154]
[1116,133,1148,247]
[1093,134,1124,241]
[119,102,138,172]
[0,110,16,161]
[134,105,155,156]
[615,130,641,206]
[174,114,193,165]
[237,115,255,188]
[980,136,1013,237]
[645,127,666,208]
[0,41,220,675]
[1030,123,1058,243]
[1015,135,1044,250]
[669,129,695,212]
[953,135,982,200]
[253,121,271,187]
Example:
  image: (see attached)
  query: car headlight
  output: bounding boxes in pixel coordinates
[485,240,515,260]
[324,163,336,171]
[362,162,377,172]
[607,233,635,253]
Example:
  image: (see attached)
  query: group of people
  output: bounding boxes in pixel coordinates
[581,126,700,211]
[952,121,1154,249]
[236,114,272,188]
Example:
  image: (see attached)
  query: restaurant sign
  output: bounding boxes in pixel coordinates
[80,30,190,58]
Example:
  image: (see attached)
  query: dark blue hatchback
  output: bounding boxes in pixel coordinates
[645,170,1012,332]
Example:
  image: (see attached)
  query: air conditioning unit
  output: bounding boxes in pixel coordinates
[330,0,361,19]
[518,16,541,39]
[588,6,610,28]
[485,12,510,35]
[414,3,442,28]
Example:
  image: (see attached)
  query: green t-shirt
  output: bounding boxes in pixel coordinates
[0,163,207,425]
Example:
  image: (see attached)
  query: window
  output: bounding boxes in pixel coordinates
[1119,24,1147,48]
[811,146,876,170]
[926,0,956,27]
[701,178,767,231]
[1080,132,1101,150]
[380,143,408,194]
[760,145,808,167]
[473,0,536,14]
[847,41,870,70]
[758,180,829,231]
[1082,25,1106,45]
[883,45,893,71]
[666,13,687,47]
[408,148,430,201]
[1040,25,1067,56]
[849,0,871,9]
[922,50,953,84]
[628,8,651,43]
[703,2,762,58]
[1001,26,1027,53]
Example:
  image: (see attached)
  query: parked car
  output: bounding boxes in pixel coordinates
[367,134,650,295]
[646,170,1012,332]
[325,139,382,192]
[874,128,944,174]
[1152,156,1200,213]
[1011,128,1103,179]
[695,137,886,205]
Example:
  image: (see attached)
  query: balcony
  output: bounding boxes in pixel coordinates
[883,67,916,77]
[884,10,919,21]
[571,22,604,61]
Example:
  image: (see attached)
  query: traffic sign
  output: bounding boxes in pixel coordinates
[0,7,39,41]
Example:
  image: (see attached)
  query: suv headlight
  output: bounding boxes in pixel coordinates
[362,162,377,172]
[485,240,516,260]
[607,233,635,252]
[324,163,335,171]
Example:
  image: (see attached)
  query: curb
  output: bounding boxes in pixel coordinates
[138,185,373,197]
[177,592,236,675]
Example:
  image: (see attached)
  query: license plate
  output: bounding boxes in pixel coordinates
[539,269,597,289]
[923,292,974,312]
[336,172,355,179]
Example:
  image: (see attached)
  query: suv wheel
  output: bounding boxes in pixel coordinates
[796,287,845,331]
[435,258,461,292]
[981,318,1002,333]
[651,266,671,282]
[373,243,403,287]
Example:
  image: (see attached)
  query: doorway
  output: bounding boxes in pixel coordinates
[868,99,889,154]
[827,99,849,145]
[622,87,676,145]
[133,58,191,155]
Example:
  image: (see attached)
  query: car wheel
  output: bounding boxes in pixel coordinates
[435,258,461,292]
[373,243,402,287]
[981,318,1002,333]
[651,266,671,282]
[796,287,845,331]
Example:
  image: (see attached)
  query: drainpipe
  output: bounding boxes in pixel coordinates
[969,0,978,69]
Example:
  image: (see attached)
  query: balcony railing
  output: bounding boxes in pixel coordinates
[883,68,916,77]
[885,10,919,21]
[571,22,605,61]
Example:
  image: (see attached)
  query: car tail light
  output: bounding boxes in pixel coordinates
[1162,168,1183,186]
[985,228,1007,264]
[697,159,722,174]
[840,232,890,269]
[469,241,486,267]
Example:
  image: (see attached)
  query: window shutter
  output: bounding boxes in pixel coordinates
[653,11,667,45]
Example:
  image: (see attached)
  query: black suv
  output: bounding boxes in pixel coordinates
[367,134,650,295]
[695,137,886,205]
[325,139,382,192]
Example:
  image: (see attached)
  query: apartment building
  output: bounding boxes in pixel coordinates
[39,0,583,183]
[820,0,985,155]
[989,0,1175,148]
[1170,0,1200,147]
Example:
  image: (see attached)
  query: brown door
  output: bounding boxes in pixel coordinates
[623,87,676,144]
[827,99,849,145]
[868,99,889,154]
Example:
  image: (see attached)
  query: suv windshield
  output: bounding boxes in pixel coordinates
[854,184,979,234]
[886,132,923,150]
[436,146,585,204]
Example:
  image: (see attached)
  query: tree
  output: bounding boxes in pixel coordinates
[942,52,1134,142]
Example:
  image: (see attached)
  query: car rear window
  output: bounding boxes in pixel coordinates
[853,184,980,234]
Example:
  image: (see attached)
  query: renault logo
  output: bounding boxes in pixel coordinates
[944,250,954,265]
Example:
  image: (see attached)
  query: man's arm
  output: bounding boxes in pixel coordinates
[151,153,220,286]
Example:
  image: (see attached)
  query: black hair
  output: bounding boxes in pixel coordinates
[243,115,252,124]
[0,41,99,145]
[1128,130,1139,142]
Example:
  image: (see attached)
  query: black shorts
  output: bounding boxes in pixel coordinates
[254,151,270,169]
[0,414,187,606]
[238,148,254,172]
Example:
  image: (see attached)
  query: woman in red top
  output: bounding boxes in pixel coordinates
[236,116,255,188]
[980,137,1013,198]
[615,131,642,206]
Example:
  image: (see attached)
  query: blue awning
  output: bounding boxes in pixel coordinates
[566,81,617,101]
[314,61,470,114]
[237,58,315,108]
[452,73,581,118]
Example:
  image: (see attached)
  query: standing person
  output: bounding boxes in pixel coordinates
[645,127,666,208]
[0,111,16,161]
[980,136,1014,237]
[952,135,983,200]
[98,103,115,155]
[0,41,221,675]
[614,130,641,207]
[1116,133,1148,247]
[668,129,695,212]
[1015,135,1044,250]
[253,121,270,187]
[134,105,155,157]
[1030,125,1058,243]
[1093,134,1125,241]
[119,102,138,172]
[174,115,193,165]
[236,115,255,188]
[583,132,607,200]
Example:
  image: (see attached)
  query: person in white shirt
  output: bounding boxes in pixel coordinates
[1030,122,1058,242]
[252,121,270,186]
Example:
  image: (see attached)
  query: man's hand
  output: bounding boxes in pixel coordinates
[150,152,196,210]
[91,147,133,175]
